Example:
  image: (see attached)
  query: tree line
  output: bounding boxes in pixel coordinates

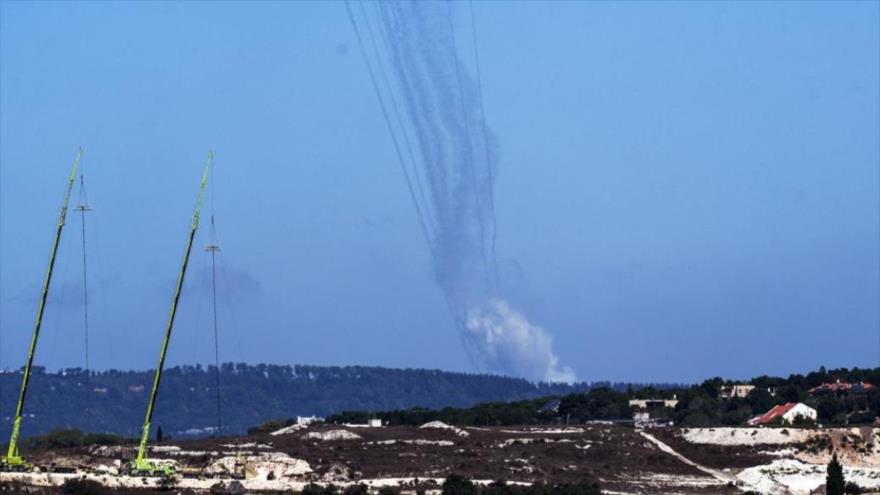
[323,367,880,429]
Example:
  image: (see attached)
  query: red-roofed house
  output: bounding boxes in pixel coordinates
[747,402,817,426]
[809,380,875,396]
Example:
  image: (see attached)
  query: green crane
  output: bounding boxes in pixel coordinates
[2,149,81,472]
[130,154,211,477]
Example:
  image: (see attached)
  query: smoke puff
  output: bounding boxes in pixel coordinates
[466,298,576,383]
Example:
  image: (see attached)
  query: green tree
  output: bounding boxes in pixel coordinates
[746,388,776,415]
[344,485,369,495]
[302,484,322,495]
[443,475,478,495]
[61,478,111,495]
[157,475,178,492]
[483,480,514,495]
[777,385,803,403]
[845,482,862,494]
[302,483,338,495]
[826,453,845,495]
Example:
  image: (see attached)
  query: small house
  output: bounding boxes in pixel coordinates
[719,384,754,399]
[809,380,875,396]
[747,402,817,426]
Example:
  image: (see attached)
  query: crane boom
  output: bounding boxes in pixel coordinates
[2,149,81,470]
[132,153,211,476]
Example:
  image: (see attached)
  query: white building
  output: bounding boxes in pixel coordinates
[748,402,817,426]
[629,397,678,409]
[720,384,776,399]
[720,384,755,399]
[296,415,322,426]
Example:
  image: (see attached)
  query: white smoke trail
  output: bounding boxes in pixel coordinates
[466,299,576,383]
[347,1,575,383]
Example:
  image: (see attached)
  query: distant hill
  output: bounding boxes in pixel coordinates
[0,363,650,439]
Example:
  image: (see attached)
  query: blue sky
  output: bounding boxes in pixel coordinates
[0,1,877,383]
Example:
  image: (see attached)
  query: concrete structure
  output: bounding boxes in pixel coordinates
[720,384,755,399]
[296,416,322,426]
[632,411,673,428]
[748,403,817,426]
[538,399,561,414]
[629,397,678,409]
[720,384,777,399]
[368,418,383,427]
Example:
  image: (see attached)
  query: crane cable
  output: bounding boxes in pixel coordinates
[206,160,223,437]
[75,166,93,430]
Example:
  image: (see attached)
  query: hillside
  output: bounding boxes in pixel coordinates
[5,423,879,494]
[0,363,610,439]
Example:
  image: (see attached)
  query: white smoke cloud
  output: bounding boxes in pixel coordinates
[466,298,576,383]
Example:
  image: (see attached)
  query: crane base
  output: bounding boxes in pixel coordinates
[0,456,33,472]
[128,458,176,477]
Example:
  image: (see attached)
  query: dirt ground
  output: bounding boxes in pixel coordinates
[12,424,749,494]
[9,425,879,494]
[649,428,778,469]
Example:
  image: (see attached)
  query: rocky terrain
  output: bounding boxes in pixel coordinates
[1,424,878,494]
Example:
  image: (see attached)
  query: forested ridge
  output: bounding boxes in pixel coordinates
[0,363,630,439]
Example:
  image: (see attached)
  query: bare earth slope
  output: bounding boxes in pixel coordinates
[3,425,878,494]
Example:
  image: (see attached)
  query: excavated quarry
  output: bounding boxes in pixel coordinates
[1,424,878,494]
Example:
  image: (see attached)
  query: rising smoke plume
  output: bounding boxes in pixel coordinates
[346,0,575,382]
[467,299,576,383]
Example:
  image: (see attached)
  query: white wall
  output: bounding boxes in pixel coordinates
[782,403,817,424]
